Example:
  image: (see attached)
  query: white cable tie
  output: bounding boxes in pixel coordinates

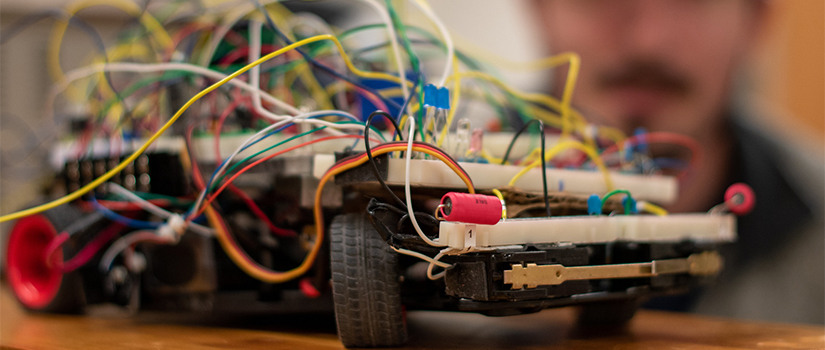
[158,214,186,243]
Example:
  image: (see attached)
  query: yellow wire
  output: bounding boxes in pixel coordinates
[48,0,173,82]
[507,140,614,189]
[479,149,503,164]
[640,201,669,216]
[446,70,627,147]
[532,53,579,138]
[0,34,399,223]
[451,71,577,123]
[491,188,506,219]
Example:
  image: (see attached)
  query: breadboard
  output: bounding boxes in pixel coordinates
[437,214,736,251]
[313,155,678,204]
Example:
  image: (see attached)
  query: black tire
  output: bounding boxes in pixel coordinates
[330,213,407,348]
[6,204,86,314]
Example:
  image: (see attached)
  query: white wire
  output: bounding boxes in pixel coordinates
[51,62,302,118]
[391,246,451,268]
[106,183,214,237]
[187,109,364,215]
[249,19,266,121]
[426,248,454,280]
[107,183,172,218]
[411,0,454,88]
[359,0,409,103]
[99,230,173,272]
[246,20,349,126]
[404,117,446,247]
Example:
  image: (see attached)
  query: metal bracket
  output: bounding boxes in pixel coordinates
[503,251,722,289]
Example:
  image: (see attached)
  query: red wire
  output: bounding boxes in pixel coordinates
[213,97,246,159]
[61,223,124,272]
[353,85,390,115]
[600,132,702,175]
[193,134,368,218]
[43,222,125,273]
[217,44,283,67]
[209,101,298,238]
[227,185,297,238]
[86,199,172,211]
[169,22,206,57]
[44,232,69,269]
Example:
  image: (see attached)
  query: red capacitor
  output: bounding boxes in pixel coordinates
[439,192,502,225]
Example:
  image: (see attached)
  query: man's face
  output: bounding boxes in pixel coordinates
[534,0,764,138]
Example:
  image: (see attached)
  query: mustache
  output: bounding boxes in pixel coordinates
[597,60,691,95]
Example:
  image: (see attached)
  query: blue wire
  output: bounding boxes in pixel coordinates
[250,0,403,112]
[90,196,161,229]
[200,112,359,198]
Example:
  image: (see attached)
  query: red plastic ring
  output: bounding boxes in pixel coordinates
[6,214,64,309]
[724,183,755,215]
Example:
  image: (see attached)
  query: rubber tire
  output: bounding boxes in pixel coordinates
[330,213,407,348]
[6,204,86,314]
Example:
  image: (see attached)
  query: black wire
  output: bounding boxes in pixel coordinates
[538,121,551,217]
[365,111,407,209]
[500,119,551,216]
[501,119,540,165]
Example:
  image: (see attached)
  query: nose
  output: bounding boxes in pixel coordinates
[622,0,681,58]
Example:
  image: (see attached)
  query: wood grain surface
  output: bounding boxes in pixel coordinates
[1,286,823,350]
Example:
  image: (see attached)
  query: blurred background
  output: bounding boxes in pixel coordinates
[1,0,823,267]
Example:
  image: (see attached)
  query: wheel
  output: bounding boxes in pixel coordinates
[6,205,86,313]
[330,213,407,348]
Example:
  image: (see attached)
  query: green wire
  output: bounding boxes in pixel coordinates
[384,0,428,141]
[601,189,634,215]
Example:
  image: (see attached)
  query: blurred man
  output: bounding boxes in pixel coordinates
[532,0,823,324]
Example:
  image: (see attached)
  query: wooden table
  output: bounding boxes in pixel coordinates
[1,286,823,350]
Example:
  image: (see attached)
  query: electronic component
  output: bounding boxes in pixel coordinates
[438,192,502,225]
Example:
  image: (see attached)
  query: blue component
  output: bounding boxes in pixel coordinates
[436,86,450,109]
[587,194,602,215]
[633,127,649,154]
[423,84,438,107]
[622,197,638,214]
